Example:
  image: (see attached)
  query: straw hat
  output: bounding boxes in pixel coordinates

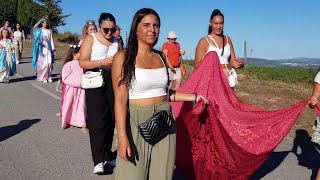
[167,31,178,39]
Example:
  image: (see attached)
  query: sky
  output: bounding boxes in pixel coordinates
[57,0,320,60]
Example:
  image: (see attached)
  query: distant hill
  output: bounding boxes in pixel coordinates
[183,57,320,69]
[247,57,320,69]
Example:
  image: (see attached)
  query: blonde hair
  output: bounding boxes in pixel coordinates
[0,28,10,40]
[81,20,97,39]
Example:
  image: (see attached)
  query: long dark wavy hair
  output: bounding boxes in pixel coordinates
[119,8,161,87]
[208,9,225,56]
[60,46,80,81]
[63,46,80,65]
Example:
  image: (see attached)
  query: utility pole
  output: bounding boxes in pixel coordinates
[244,41,247,67]
[125,30,128,47]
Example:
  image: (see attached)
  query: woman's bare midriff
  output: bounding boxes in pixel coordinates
[129,96,167,107]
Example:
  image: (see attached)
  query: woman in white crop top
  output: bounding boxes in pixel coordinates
[79,13,120,175]
[194,9,244,77]
[13,22,25,64]
[112,8,208,180]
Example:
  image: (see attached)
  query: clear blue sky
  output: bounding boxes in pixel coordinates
[57,0,320,60]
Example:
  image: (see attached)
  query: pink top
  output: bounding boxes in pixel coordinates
[60,60,86,128]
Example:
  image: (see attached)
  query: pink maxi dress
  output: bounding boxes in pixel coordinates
[36,29,54,81]
[61,60,86,129]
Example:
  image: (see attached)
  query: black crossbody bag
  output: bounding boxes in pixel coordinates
[137,51,176,146]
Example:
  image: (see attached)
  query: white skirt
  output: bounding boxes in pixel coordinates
[168,67,182,80]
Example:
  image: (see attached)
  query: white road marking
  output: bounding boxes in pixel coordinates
[15,73,61,100]
[31,83,61,100]
[15,73,23,78]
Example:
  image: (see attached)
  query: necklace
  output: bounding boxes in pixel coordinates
[140,56,150,68]
[138,53,153,68]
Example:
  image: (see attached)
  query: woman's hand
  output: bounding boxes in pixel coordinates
[117,136,131,161]
[196,94,209,104]
[169,66,176,73]
[308,96,319,109]
[230,58,244,69]
[103,57,113,66]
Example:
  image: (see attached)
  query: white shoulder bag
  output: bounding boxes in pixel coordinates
[225,64,238,87]
[80,69,104,89]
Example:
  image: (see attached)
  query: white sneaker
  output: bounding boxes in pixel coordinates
[93,162,104,174]
[104,159,116,167]
[48,78,53,83]
[42,80,48,83]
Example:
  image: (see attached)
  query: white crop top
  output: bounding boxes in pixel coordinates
[90,33,119,61]
[129,55,168,99]
[204,35,231,64]
[13,31,23,41]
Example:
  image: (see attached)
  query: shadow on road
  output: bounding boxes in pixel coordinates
[10,75,37,83]
[21,56,32,59]
[251,129,320,180]
[0,119,41,142]
[10,73,60,83]
[250,151,290,179]
[291,129,320,180]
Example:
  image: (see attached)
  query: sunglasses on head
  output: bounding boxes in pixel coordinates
[102,27,117,34]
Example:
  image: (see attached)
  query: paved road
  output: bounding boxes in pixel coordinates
[0,56,318,180]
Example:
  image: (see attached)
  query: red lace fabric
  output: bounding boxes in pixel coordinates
[171,52,320,180]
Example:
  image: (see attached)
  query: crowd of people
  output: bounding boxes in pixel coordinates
[0,21,25,83]
[1,7,320,180]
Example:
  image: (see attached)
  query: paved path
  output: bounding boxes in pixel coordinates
[0,56,318,180]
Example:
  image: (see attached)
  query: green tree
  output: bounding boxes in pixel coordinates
[17,0,35,27]
[34,0,70,31]
[0,0,18,24]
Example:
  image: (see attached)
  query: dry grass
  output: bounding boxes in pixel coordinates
[23,39,69,63]
[24,40,316,139]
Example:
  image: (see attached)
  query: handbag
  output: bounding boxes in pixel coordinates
[80,69,104,89]
[225,64,238,87]
[138,110,175,146]
[180,62,187,77]
[179,57,187,77]
[228,68,238,87]
[136,51,175,146]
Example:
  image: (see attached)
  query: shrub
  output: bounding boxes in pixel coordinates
[238,67,318,86]
[54,31,79,44]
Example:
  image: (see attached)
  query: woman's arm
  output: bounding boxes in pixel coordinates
[162,49,175,72]
[111,51,131,161]
[22,30,26,43]
[310,82,320,107]
[194,38,208,69]
[228,36,244,69]
[169,91,208,104]
[79,34,113,69]
[62,63,81,87]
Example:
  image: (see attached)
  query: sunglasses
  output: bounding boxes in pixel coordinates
[102,27,117,34]
[168,38,177,40]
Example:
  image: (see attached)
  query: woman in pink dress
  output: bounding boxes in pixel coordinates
[60,46,87,133]
[31,18,55,83]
